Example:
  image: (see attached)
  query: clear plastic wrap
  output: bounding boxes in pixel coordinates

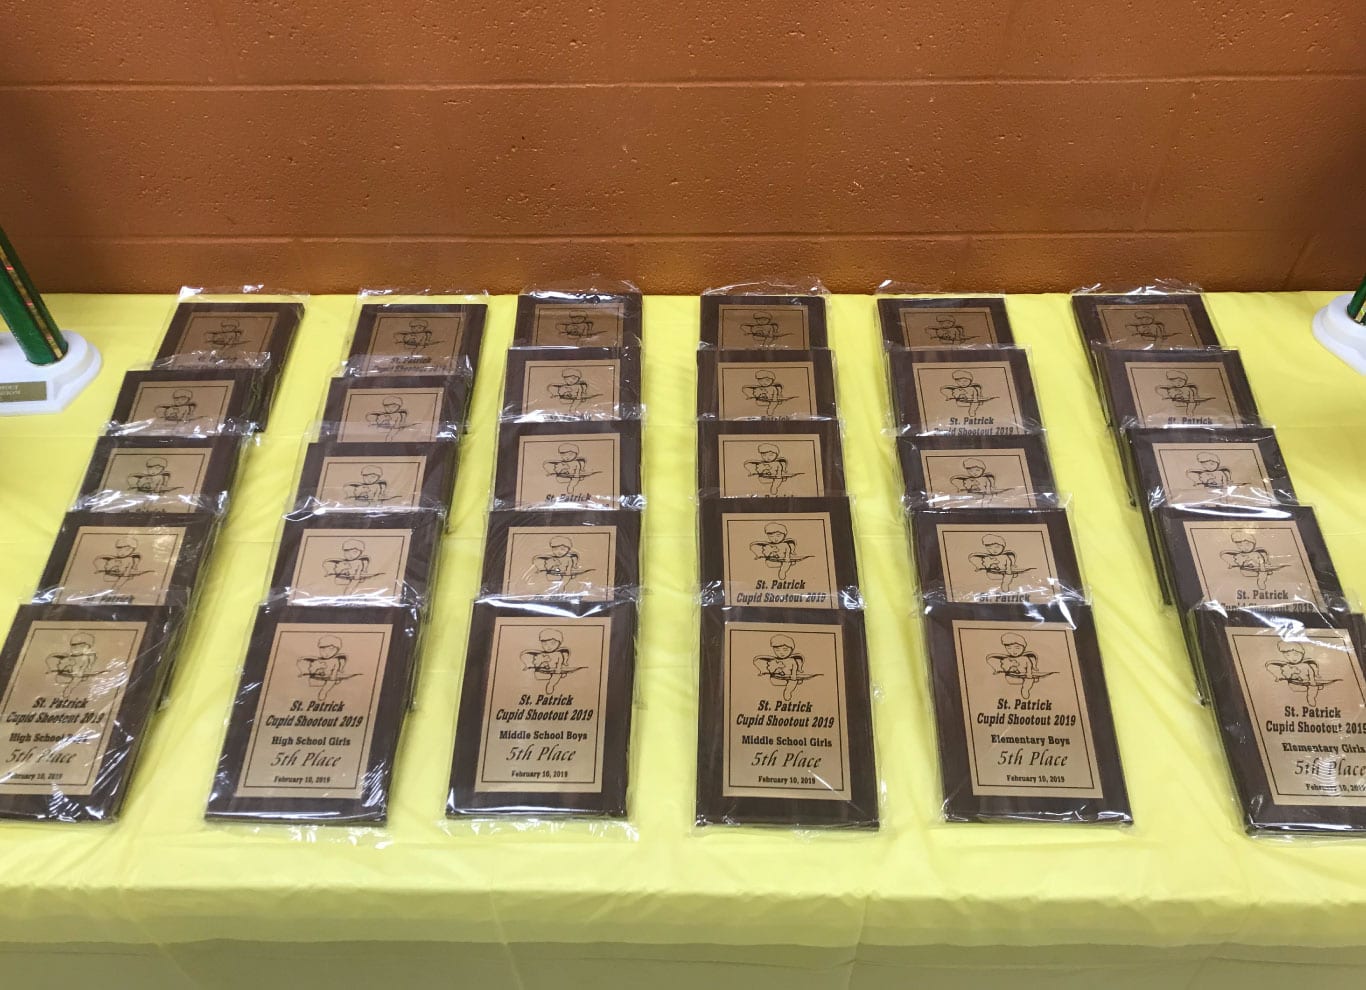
[511,290,643,349]
[1124,425,1296,511]
[205,602,420,824]
[698,293,828,350]
[876,295,1015,349]
[696,349,838,420]
[500,346,642,422]
[491,421,643,511]
[289,440,460,516]
[896,433,1058,510]
[447,598,638,819]
[698,496,861,609]
[919,599,1132,825]
[696,419,846,498]
[343,291,489,378]
[887,347,1043,437]
[1071,288,1221,361]
[1092,346,1261,430]
[316,375,468,444]
[479,509,641,603]
[154,287,308,429]
[910,505,1085,604]
[268,510,444,608]
[695,603,878,829]
[1190,604,1366,834]
[106,368,264,438]
[1153,502,1347,617]
[33,510,220,607]
[0,602,183,822]
[73,435,242,515]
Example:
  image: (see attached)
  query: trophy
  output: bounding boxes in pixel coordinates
[0,224,101,414]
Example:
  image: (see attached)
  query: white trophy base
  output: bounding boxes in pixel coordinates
[1312,293,1366,375]
[0,331,102,415]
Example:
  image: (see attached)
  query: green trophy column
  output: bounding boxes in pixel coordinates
[0,224,68,365]
[1348,274,1366,325]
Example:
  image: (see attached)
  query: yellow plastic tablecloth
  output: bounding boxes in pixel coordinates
[1,292,1364,989]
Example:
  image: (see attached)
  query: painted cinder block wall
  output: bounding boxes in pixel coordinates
[1,1,1363,293]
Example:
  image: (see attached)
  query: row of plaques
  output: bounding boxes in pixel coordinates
[0,299,307,821]
[206,301,487,823]
[691,298,879,827]
[887,300,1133,825]
[1073,292,1366,834]
[450,300,645,819]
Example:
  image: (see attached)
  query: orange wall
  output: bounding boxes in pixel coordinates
[1,1,1363,293]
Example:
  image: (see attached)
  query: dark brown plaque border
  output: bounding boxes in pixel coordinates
[318,375,470,442]
[207,603,419,823]
[1154,503,1346,616]
[108,368,264,436]
[876,296,1015,349]
[76,435,242,515]
[448,599,638,817]
[270,509,444,607]
[911,506,1084,604]
[154,300,303,369]
[887,347,1042,437]
[697,419,847,497]
[698,495,861,608]
[923,600,1132,824]
[1123,426,1296,509]
[896,433,1058,509]
[696,348,839,420]
[511,292,644,348]
[696,604,878,828]
[479,508,642,601]
[699,294,830,349]
[501,345,643,421]
[293,440,460,516]
[491,420,643,509]
[1193,607,1366,834]
[1072,293,1221,371]
[346,302,488,379]
[1093,346,1261,431]
[0,603,181,822]
[38,509,220,607]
